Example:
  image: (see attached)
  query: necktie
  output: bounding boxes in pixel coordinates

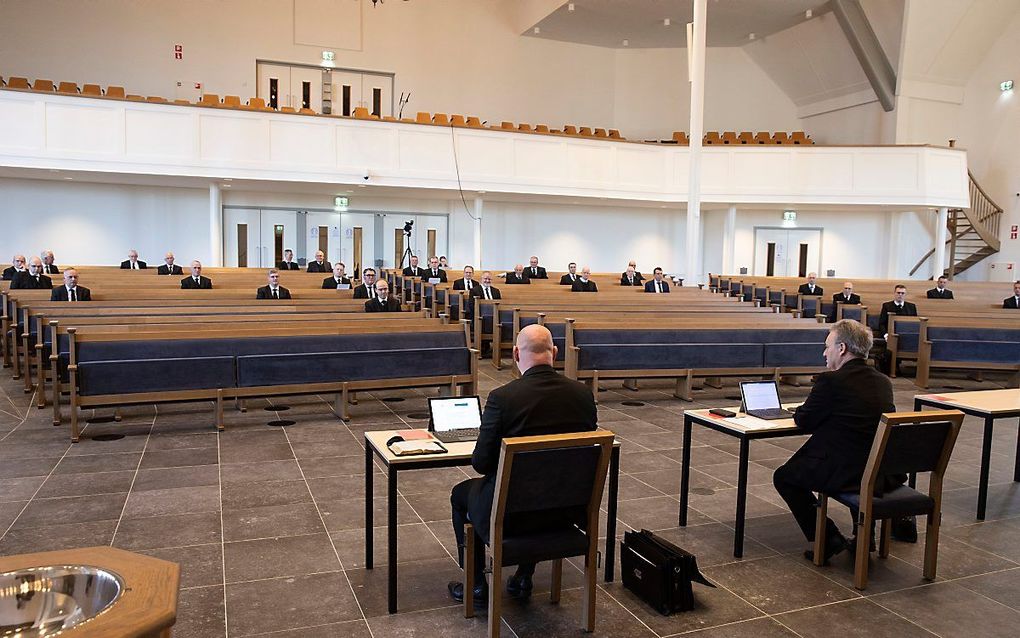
[532,268,537,276]
[466,280,472,290]
[195,277,200,285]
[656,282,661,293]
[35,276,40,284]
[133,262,138,270]
[272,288,279,299]
[484,287,491,300]
[69,288,76,302]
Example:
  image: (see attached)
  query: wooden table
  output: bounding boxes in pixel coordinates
[364,429,621,614]
[913,388,1020,520]
[679,405,801,558]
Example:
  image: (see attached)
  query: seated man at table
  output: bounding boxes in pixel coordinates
[157,252,183,275]
[41,250,60,274]
[11,257,53,289]
[402,255,425,278]
[926,276,953,299]
[353,268,378,299]
[571,266,598,292]
[826,282,860,322]
[878,284,917,337]
[452,265,476,292]
[323,262,352,289]
[798,272,823,296]
[181,260,213,289]
[772,319,897,563]
[644,267,670,293]
[2,254,27,280]
[50,269,91,301]
[426,256,448,283]
[448,324,598,606]
[278,249,300,270]
[120,249,147,269]
[504,264,529,285]
[559,262,579,286]
[620,261,644,286]
[524,255,547,280]
[365,279,402,312]
[306,250,331,273]
[256,269,291,299]
[1003,281,1020,309]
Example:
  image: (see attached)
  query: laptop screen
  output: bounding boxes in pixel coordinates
[740,381,782,411]
[428,396,482,432]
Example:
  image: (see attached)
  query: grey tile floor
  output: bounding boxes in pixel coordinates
[1,365,1018,637]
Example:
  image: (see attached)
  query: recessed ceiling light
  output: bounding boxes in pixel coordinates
[358,184,367,187]
[664,18,670,26]
[568,2,574,11]
[805,9,813,19]
[63,177,73,180]
[222,178,232,181]
[222,184,231,188]
[534,26,540,34]
[477,190,487,194]
[749,33,756,41]
[622,39,629,46]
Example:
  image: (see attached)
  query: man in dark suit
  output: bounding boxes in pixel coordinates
[926,276,953,299]
[621,261,644,286]
[278,249,300,270]
[452,266,476,292]
[120,249,146,269]
[322,263,352,289]
[50,269,91,301]
[571,266,598,292]
[2,254,27,281]
[402,255,425,278]
[41,250,60,274]
[181,260,213,289]
[425,256,448,283]
[827,282,861,322]
[306,250,331,273]
[773,319,896,563]
[798,272,823,297]
[157,252,183,276]
[353,268,378,299]
[448,324,597,605]
[523,255,547,280]
[878,285,918,337]
[559,262,579,286]
[365,280,402,312]
[505,264,529,285]
[644,267,670,293]
[256,269,291,299]
[11,257,53,289]
[470,271,502,301]
[1004,281,1020,309]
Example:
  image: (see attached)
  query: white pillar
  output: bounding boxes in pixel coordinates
[722,205,737,274]
[473,197,483,268]
[932,207,948,278]
[685,0,707,284]
[209,183,223,267]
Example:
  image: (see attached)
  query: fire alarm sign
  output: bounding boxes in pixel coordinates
[173,44,183,60]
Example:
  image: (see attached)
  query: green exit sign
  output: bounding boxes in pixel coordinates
[334,196,349,209]
[783,211,796,222]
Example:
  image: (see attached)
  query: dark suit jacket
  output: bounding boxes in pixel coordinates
[10,272,52,289]
[43,264,60,274]
[798,283,823,296]
[523,266,548,280]
[50,286,92,301]
[256,285,291,299]
[644,279,670,293]
[423,268,447,283]
[278,261,300,271]
[468,364,598,541]
[505,272,529,285]
[452,278,476,291]
[571,279,598,292]
[306,261,331,273]
[828,292,862,321]
[157,264,183,275]
[1004,296,1020,309]
[620,272,644,286]
[353,284,375,299]
[322,276,352,289]
[926,288,953,299]
[2,267,26,281]
[790,358,897,493]
[469,286,501,300]
[365,297,402,312]
[559,273,579,286]
[878,300,918,335]
[402,266,426,278]
[181,276,213,289]
[120,260,147,269]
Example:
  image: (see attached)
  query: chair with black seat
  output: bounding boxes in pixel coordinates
[813,410,964,590]
[463,430,614,637]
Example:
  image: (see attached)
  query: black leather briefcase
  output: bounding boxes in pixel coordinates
[620,529,714,614]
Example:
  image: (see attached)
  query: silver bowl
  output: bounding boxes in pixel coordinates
[0,565,123,636]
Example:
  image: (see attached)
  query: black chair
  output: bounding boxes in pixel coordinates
[814,410,964,589]
[464,430,614,638]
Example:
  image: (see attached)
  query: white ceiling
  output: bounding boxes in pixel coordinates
[524,0,832,48]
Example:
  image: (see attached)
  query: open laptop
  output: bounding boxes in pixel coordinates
[427,396,483,443]
[739,381,794,420]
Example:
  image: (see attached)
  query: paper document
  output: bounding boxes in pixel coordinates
[389,440,447,456]
[719,415,786,431]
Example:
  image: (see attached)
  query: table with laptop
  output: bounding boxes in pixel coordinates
[363,395,622,614]
[913,388,1020,520]
[679,380,803,558]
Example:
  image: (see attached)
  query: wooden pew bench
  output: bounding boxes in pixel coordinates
[915,320,1020,388]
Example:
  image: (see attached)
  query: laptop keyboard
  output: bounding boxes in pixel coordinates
[746,408,792,419]
[433,428,481,443]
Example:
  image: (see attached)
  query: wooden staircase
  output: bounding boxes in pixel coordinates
[910,171,1003,279]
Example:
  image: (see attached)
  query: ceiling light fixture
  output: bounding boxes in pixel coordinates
[534,26,540,34]
[568,2,574,11]
[622,39,629,46]
[806,9,812,18]
[664,18,670,26]
[749,32,756,40]
[1001,80,1014,92]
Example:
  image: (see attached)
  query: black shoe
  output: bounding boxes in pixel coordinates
[891,516,918,543]
[448,581,488,608]
[506,573,533,599]
[803,533,848,565]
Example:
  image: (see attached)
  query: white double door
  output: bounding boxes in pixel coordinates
[223,209,298,269]
[753,229,821,277]
[257,63,323,111]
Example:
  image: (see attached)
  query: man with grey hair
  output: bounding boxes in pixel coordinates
[773,319,896,563]
[11,256,53,289]
[40,250,60,274]
[2,254,27,280]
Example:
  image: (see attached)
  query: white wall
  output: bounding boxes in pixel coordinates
[0,178,208,267]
